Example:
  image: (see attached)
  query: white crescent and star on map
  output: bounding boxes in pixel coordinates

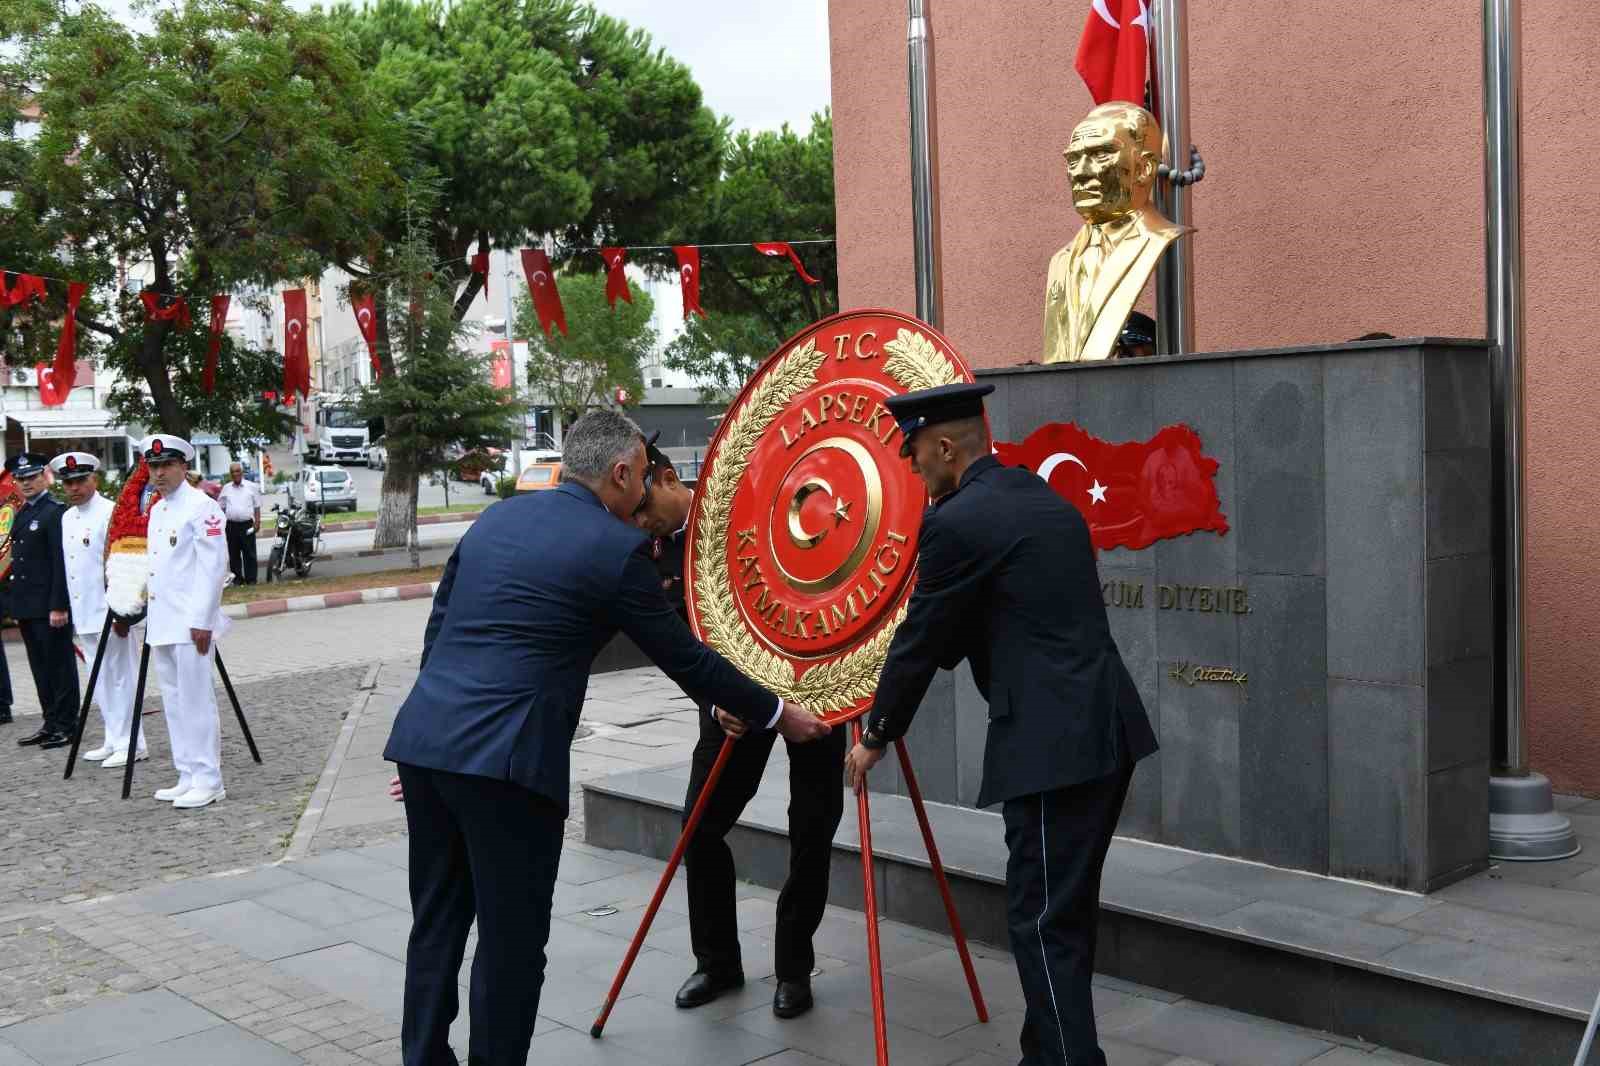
[1037,451,1108,506]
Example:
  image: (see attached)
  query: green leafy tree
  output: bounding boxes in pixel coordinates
[356,216,522,564]
[327,0,723,545]
[2,0,401,450]
[661,112,838,399]
[517,271,653,428]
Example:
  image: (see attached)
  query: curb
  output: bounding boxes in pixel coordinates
[319,510,486,534]
[224,581,439,621]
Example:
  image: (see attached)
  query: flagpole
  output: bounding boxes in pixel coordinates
[1482,0,1577,860]
[1151,0,1195,356]
[907,0,942,328]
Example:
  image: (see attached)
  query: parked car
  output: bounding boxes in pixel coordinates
[366,436,387,470]
[514,456,562,494]
[288,466,358,513]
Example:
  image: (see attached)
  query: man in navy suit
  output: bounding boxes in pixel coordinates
[385,410,830,1066]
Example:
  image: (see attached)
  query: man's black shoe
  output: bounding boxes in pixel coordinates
[772,978,814,1019]
[17,727,57,747]
[37,732,71,750]
[674,971,744,1009]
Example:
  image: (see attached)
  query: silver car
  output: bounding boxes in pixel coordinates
[289,466,358,514]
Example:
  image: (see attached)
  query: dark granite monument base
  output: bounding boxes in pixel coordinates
[865,338,1494,893]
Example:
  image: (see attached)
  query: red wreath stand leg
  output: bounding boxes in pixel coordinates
[591,721,988,1064]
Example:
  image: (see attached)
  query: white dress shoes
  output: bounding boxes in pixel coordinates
[82,744,114,761]
[154,781,193,802]
[101,749,148,769]
[173,787,225,810]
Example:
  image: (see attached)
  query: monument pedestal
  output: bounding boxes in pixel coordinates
[877,337,1494,892]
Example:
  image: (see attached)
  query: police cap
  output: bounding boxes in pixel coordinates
[4,451,49,479]
[884,382,994,457]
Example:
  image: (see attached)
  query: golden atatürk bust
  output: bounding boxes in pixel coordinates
[1042,103,1194,363]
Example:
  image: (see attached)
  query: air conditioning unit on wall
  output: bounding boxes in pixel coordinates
[9,367,37,386]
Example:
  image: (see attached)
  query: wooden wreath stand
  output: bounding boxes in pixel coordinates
[591,713,988,1065]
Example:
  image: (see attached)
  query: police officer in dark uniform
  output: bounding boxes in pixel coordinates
[844,383,1158,1066]
[7,451,81,748]
[633,432,846,1020]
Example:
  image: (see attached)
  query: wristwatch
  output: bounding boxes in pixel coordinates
[859,726,887,751]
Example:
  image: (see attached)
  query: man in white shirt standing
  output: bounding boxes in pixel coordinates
[52,452,145,768]
[217,461,261,586]
[142,434,231,810]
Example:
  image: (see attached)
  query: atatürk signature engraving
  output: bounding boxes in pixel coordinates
[1168,662,1248,688]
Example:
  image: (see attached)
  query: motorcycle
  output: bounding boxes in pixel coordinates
[265,502,322,582]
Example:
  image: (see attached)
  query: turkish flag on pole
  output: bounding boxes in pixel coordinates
[283,288,310,399]
[994,422,1229,552]
[600,247,631,307]
[202,294,230,395]
[39,281,87,406]
[520,249,568,336]
[752,242,821,285]
[673,246,705,319]
[469,251,489,303]
[352,292,381,379]
[1075,0,1150,105]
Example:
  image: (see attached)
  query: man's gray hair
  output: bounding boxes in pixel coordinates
[563,410,644,483]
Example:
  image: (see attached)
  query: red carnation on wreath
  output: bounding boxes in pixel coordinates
[104,460,154,618]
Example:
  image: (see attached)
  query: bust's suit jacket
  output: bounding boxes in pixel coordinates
[1043,205,1191,363]
[385,481,776,812]
[867,456,1158,807]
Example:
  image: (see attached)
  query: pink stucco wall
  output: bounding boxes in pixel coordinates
[829,1,1600,793]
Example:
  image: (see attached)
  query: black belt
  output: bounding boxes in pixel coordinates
[226,519,255,525]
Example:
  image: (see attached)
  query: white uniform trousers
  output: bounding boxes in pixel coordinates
[80,627,144,755]
[151,642,223,793]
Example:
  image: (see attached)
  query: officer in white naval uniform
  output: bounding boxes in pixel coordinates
[51,452,145,767]
[141,434,231,809]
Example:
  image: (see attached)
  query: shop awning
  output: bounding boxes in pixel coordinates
[6,407,127,440]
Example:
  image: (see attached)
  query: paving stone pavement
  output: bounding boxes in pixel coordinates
[0,602,1449,1065]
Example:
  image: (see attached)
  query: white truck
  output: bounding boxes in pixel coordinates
[307,400,370,465]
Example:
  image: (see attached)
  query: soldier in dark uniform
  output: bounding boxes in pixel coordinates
[844,383,1158,1066]
[633,432,846,1020]
[7,452,81,748]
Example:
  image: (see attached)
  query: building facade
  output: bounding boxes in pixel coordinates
[828,1,1600,794]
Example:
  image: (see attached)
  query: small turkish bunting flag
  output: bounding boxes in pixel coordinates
[520,249,568,336]
[600,247,631,308]
[673,246,704,319]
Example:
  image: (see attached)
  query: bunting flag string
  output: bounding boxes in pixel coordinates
[520,249,568,337]
[139,290,192,330]
[600,247,631,307]
[753,242,822,285]
[38,281,87,407]
[202,294,230,395]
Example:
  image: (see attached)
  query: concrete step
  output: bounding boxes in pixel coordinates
[584,762,1595,1066]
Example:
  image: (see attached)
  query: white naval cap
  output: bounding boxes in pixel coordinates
[139,433,195,464]
[48,452,101,480]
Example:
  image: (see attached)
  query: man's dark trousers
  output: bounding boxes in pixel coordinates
[682,707,847,981]
[1002,764,1133,1066]
[225,520,257,585]
[397,763,563,1066]
[18,619,79,735]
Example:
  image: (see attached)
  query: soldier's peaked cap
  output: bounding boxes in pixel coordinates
[139,434,195,464]
[884,382,994,457]
[643,430,672,471]
[49,452,100,480]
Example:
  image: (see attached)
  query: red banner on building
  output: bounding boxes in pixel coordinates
[283,288,310,399]
[489,339,513,390]
[352,292,381,379]
[995,422,1229,551]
